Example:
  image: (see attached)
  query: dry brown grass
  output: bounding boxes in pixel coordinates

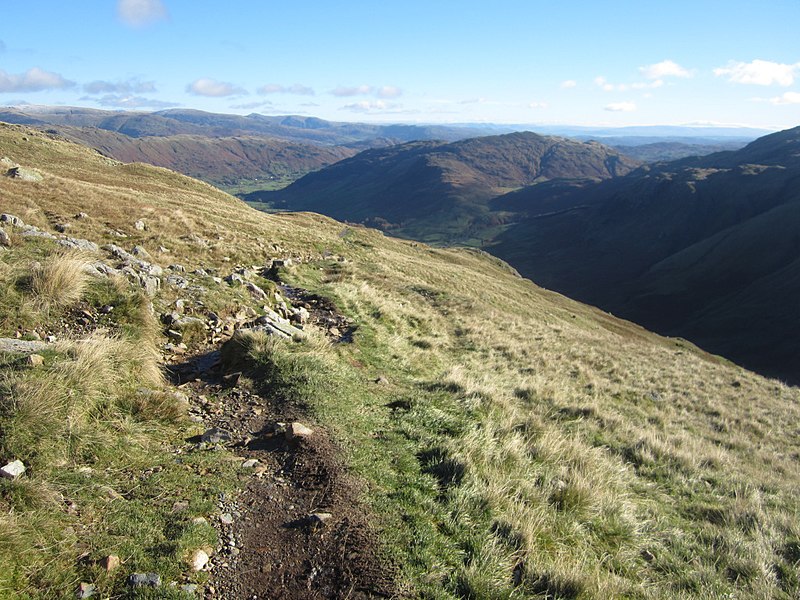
[29,250,91,310]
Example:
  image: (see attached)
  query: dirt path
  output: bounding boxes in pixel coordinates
[167,336,396,598]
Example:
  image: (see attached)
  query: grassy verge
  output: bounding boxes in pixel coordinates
[0,241,235,599]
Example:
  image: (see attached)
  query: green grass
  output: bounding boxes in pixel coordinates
[0,239,236,599]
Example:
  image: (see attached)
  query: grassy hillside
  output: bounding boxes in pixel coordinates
[489,126,800,384]
[253,132,639,245]
[39,125,357,192]
[2,122,800,599]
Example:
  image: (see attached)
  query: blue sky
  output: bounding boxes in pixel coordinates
[1,0,799,129]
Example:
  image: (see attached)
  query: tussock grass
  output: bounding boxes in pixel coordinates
[30,250,91,310]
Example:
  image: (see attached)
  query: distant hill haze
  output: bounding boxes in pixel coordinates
[257,131,640,245]
[489,126,800,383]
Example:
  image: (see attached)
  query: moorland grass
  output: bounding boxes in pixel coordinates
[1,123,799,599]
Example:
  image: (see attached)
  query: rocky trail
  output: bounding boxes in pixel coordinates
[165,306,395,599]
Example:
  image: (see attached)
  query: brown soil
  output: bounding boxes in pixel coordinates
[169,338,396,598]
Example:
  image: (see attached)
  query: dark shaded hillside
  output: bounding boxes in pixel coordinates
[42,126,356,188]
[253,132,639,245]
[489,125,800,383]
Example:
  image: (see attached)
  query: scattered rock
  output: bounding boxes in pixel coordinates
[222,371,242,387]
[181,583,198,595]
[59,237,99,252]
[134,220,147,231]
[0,228,9,247]
[225,273,244,286]
[220,513,234,525]
[5,165,43,182]
[201,428,232,444]
[0,213,23,227]
[0,460,26,479]
[76,582,96,598]
[375,376,389,385]
[54,223,70,233]
[75,212,88,219]
[26,354,44,367]
[287,422,313,441]
[127,572,161,588]
[244,281,268,300]
[0,338,48,354]
[309,512,333,526]
[131,245,151,260]
[189,549,210,571]
[241,459,259,468]
[100,554,121,573]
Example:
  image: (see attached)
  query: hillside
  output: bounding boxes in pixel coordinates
[0,106,501,146]
[2,123,800,599]
[489,126,800,384]
[254,132,639,245]
[40,125,357,190]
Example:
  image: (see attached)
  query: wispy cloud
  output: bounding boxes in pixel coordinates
[230,100,274,109]
[340,100,400,113]
[331,85,373,97]
[560,80,577,89]
[639,60,692,80]
[376,85,402,99]
[257,83,315,95]
[0,67,75,93]
[117,0,168,28]
[604,101,637,112]
[187,78,246,97]
[768,91,800,105]
[528,101,548,109]
[83,94,178,108]
[714,59,800,86]
[330,84,403,99]
[84,79,156,95]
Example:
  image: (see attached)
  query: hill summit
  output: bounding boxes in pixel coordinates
[253,131,639,245]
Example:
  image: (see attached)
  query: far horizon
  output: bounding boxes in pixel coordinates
[1,1,799,130]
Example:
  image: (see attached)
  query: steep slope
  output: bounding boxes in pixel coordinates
[2,123,800,599]
[41,125,356,189]
[490,125,800,383]
[256,132,639,244]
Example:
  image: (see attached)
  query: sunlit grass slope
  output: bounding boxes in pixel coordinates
[2,123,799,599]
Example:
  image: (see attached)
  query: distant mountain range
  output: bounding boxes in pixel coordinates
[489,126,800,383]
[0,106,502,146]
[253,131,640,244]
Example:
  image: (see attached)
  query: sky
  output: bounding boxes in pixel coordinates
[1,0,799,130]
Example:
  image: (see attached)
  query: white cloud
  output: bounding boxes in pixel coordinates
[528,101,548,109]
[331,84,373,97]
[257,83,315,95]
[84,79,156,95]
[604,101,637,112]
[714,59,800,86]
[770,91,800,105]
[117,0,168,27]
[639,60,691,80]
[341,100,398,113]
[86,94,178,108]
[376,85,402,99]
[595,75,664,92]
[560,79,577,89]
[0,67,75,93]
[186,78,246,97]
